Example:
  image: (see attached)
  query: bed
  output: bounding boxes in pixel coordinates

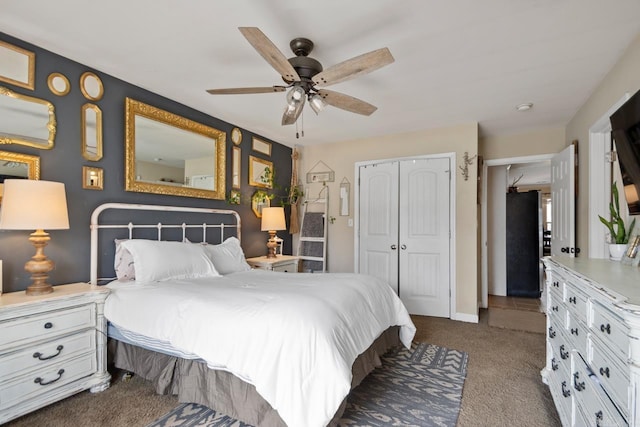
[90,203,416,427]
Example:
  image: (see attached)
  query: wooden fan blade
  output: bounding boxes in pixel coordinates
[206,86,286,95]
[238,27,301,82]
[318,89,377,116]
[312,48,394,87]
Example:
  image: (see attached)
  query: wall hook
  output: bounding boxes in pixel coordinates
[459,152,477,181]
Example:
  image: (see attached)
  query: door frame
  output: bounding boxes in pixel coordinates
[480,153,554,309]
[354,152,457,318]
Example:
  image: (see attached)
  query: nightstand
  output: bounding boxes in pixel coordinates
[0,282,110,424]
[246,255,300,273]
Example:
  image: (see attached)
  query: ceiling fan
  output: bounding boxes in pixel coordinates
[206,27,394,128]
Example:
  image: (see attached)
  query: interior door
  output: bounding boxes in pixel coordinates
[551,144,576,256]
[399,158,450,317]
[358,161,399,293]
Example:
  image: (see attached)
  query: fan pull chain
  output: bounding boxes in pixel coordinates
[295,111,305,138]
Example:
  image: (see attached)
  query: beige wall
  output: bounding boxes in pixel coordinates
[480,127,566,160]
[300,122,479,319]
[566,32,640,257]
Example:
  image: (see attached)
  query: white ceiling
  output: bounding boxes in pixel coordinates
[2,0,639,148]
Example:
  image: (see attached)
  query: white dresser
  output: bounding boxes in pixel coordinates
[542,257,640,426]
[0,283,110,424]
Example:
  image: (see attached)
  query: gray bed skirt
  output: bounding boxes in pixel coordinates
[108,326,400,427]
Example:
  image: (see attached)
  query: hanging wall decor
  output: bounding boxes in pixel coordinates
[339,177,350,216]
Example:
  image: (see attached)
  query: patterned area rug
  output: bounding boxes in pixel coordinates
[146,342,468,427]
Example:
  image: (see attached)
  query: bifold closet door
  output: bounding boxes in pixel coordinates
[358,161,400,294]
[399,158,450,317]
[358,158,450,317]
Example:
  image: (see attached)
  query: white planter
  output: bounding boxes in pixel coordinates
[609,243,627,261]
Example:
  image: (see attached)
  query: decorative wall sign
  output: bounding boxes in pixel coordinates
[339,177,350,216]
[306,160,335,184]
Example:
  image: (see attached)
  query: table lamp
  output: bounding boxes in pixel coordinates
[0,179,69,295]
[261,207,286,258]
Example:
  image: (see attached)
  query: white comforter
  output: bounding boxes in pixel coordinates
[104,270,416,427]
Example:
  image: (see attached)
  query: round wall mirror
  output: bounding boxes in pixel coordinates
[47,73,70,96]
[80,71,104,101]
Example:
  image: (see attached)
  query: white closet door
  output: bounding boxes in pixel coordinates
[399,158,450,317]
[358,161,399,294]
[551,145,576,256]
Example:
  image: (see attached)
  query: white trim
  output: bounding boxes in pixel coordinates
[354,152,457,319]
[452,312,478,323]
[588,93,631,259]
[480,153,554,309]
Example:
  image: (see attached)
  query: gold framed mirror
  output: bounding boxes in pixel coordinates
[48,72,70,96]
[0,40,35,90]
[82,166,103,190]
[80,72,104,101]
[0,86,55,149]
[249,156,273,188]
[125,98,226,200]
[0,150,40,180]
[251,191,271,218]
[81,103,103,161]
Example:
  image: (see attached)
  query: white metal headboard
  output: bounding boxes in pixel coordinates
[90,203,241,285]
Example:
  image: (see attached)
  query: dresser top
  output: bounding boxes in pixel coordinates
[548,256,640,307]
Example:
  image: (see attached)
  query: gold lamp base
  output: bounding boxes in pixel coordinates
[266,231,278,259]
[25,230,55,296]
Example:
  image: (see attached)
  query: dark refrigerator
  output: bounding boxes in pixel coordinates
[506,191,541,298]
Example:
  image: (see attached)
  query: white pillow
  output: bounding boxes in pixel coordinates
[120,239,220,283]
[202,237,251,275]
[114,239,136,281]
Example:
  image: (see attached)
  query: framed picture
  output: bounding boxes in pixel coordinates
[252,137,272,156]
[306,171,334,184]
[232,146,241,189]
[249,155,273,188]
[622,235,640,265]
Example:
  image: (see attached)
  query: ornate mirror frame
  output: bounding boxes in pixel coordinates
[0,86,56,149]
[81,103,103,161]
[0,40,35,90]
[125,98,226,200]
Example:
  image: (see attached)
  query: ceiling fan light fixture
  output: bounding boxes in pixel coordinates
[282,98,305,125]
[309,93,327,115]
[286,85,306,106]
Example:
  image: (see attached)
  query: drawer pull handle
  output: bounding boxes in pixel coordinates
[600,323,611,334]
[548,327,556,339]
[44,322,53,329]
[560,345,569,360]
[33,345,64,361]
[573,372,585,391]
[561,381,571,397]
[568,296,576,304]
[595,410,603,427]
[34,369,65,386]
[599,367,610,378]
[570,328,579,336]
[553,281,559,287]
[551,358,558,371]
[552,306,559,312]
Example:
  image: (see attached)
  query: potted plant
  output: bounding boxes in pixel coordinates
[599,181,636,260]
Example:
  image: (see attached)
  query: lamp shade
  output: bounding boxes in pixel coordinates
[261,207,286,231]
[0,179,69,230]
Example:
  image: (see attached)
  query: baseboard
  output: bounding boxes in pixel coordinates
[452,312,479,323]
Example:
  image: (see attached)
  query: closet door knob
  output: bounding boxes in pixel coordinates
[401,244,407,250]
[391,244,397,250]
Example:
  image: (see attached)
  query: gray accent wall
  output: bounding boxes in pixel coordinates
[0,32,292,293]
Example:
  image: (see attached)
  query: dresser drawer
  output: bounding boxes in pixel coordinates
[0,352,97,411]
[588,336,629,419]
[0,304,96,349]
[563,282,588,318]
[572,357,627,427]
[547,368,573,426]
[590,301,629,360]
[566,312,587,356]
[272,261,299,273]
[0,329,96,382]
